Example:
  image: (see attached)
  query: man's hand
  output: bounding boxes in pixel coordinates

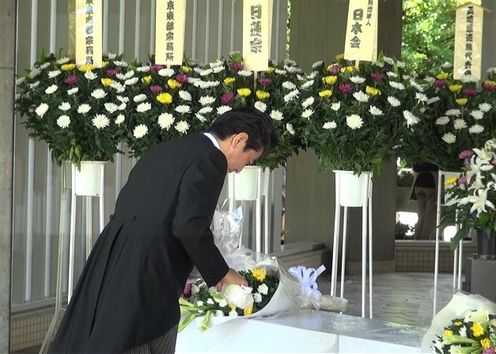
[216,268,248,291]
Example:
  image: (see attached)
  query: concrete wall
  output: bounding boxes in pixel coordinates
[482,0,496,73]
[0,0,16,351]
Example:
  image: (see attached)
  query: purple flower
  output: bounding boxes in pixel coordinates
[329,65,341,75]
[458,175,468,185]
[458,150,474,159]
[181,283,191,299]
[462,87,478,97]
[220,92,235,105]
[106,68,120,77]
[229,62,243,72]
[482,346,496,354]
[483,81,496,91]
[176,74,188,84]
[338,83,353,94]
[433,79,446,88]
[64,75,79,85]
[149,85,162,95]
[492,158,496,165]
[258,78,272,87]
[371,72,384,82]
[150,64,165,73]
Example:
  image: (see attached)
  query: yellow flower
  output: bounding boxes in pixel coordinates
[436,72,449,80]
[224,77,235,86]
[454,321,463,326]
[244,306,253,316]
[456,98,468,106]
[102,61,109,68]
[341,65,355,73]
[229,304,237,311]
[156,92,173,104]
[142,75,152,84]
[61,63,76,71]
[78,63,95,72]
[471,322,485,337]
[237,88,251,97]
[366,86,381,96]
[266,67,275,74]
[443,329,454,337]
[319,90,332,98]
[256,90,270,100]
[250,268,266,282]
[448,84,463,93]
[445,176,458,187]
[100,78,113,87]
[167,79,181,89]
[324,75,337,85]
[335,53,345,62]
[481,338,491,349]
[181,65,192,73]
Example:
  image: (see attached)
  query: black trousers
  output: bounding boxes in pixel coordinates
[122,325,178,354]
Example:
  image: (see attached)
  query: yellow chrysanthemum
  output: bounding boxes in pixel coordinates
[319,90,332,98]
[167,79,181,89]
[366,86,381,96]
[244,306,253,316]
[250,268,266,282]
[78,63,95,72]
[341,66,355,73]
[456,98,468,106]
[100,78,113,87]
[484,80,496,87]
[142,75,152,85]
[224,77,235,86]
[324,75,337,85]
[61,63,76,71]
[454,321,463,326]
[266,67,275,74]
[335,53,345,62]
[156,92,173,104]
[448,84,463,93]
[481,338,492,349]
[436,72,449,80]
[102,61,109,68]
[256,90,270,100]
[443,329,454,337]
[471,322,485,337]
[237,88,251,97]
[444,176,458,187]
[181,65,192,73]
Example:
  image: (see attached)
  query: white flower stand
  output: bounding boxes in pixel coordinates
[433,170,462,316]
[330,170,373,318]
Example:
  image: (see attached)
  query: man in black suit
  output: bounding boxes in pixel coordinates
[49,108,277,354]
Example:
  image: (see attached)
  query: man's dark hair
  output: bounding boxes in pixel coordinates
[208,108,277,157]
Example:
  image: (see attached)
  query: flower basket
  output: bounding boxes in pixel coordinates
[334,170,371,207]
[73,161,106,197]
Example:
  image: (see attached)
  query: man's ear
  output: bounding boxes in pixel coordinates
[232,132,248,148]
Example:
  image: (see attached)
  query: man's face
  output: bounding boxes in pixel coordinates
[224,133,262,173]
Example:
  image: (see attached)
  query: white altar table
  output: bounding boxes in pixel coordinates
[176,310,425,353]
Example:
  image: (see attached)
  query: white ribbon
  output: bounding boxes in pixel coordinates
[288,265,326,304]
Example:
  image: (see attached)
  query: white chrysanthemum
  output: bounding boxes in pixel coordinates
[175,120,190,134]
[85,71,97,80]
[56,115,70,128]
[217,106,232,115]
[125,77,139,86]
[257,284,269,295]
[58,102,71,111]
[195,113,207,122]
[118,103,126,111]
[29,68,41,79]
[199,107,213,115]
[91,89,107,99]
[302,96,315,108]
[111,81,125,93]
[287,66,301,74]
[286,123,295,135]
[158,68,175,77]
[426,96,440,105]
[403,110,420,127]
[331,102,341,111]
[386,71,398,78]
[209,59,223,68]
[470,110,484,120]
[178,90,192,101]
[175,105,191,114]
[113,60,128,67]
[136,66,150,72]
[415,92,428,102]
[16,77,25,85]
[133,124,148,138]
[441,61,453,69]
[237,70,252,77]
[369,105,383,116]
[92,114,110,129]
[346,114,364,129]
[117,95,130,103]
[301,80,314,89]
[56,57,70,64]
[312,60,323,69]
[423,76,434,83]
[445,109,461,116]
[108,53,117,60]
[104,103,119,114]
[136,102,151,113]
[383,56,394,65]
[199,96,216,106]
[270,110,283,121]
[353,91,369,102]
[302,109,314,119]
[198,68,213,76]
[45,84,58,94]
[284,89,300,102]
[389,81,405,90]
[254,101,267,112]
[323,121,337,130]
[67,87,78,95]
[124,70,135,79]
[441,133,456,144]
[372,60,384,68]
[39,62,50,69]
[158,113,175,130]
[115,114,125,125]
[397,61,405,68]
[29,81,40,89]
[212,66,224,73]
[275,69,287,75]
[453,118,467,130]
[306,72,317,80]
[253,293,262,303]
[469,124,484,134]
[48,70,61,78]
[478,103,492,112]
[133,94,147,103]
[435,116,450,125]
[282,81,296,90]
[115,73,126,81]
[410,80,424,92]
[350,76,365,84]
[77,104,91,114]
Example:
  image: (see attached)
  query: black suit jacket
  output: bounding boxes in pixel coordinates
[49,134,229,353]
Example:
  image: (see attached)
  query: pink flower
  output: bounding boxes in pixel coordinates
[229,62,243,72]
[176,74,188,84]
[150,64,165,73]
[371,72,384,82]
[492,158,496,165]
[106,68,120,77]
[64,75,79,85]
[462,87,478,97]
[458,175,468,185]
[329,65,341,74]
[338,83,353,94]
[220,92,235,105]
[483,81,496,91]
[458,150,474,159]
[433,79,446,88]
[181,283,191,299]
[149,85,162,95]
[258,78,272,87]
